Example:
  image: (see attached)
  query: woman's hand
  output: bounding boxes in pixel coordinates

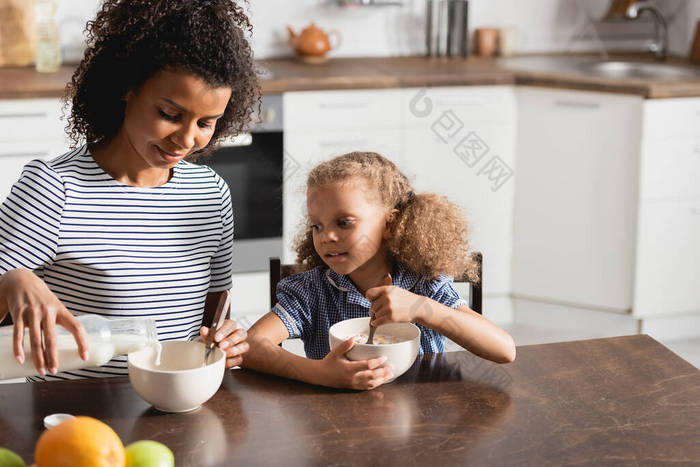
[365,282,428,328]
[200,319,249,368]
[316,338,393,390]
[0,269,89,376]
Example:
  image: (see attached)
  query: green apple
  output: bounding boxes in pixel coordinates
[125,440,174,467]
[0,448,25,467]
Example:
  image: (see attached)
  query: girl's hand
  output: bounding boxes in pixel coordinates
[365,280,427,327]
[1,269,89,376]
[317,338,393,390]
[200,319,249,368]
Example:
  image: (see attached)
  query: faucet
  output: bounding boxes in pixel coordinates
[625,1,668,60]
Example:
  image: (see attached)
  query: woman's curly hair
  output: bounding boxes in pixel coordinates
[294,151,479,282]
[63,0,259,158]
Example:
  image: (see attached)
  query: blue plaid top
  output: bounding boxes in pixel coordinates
[272,262,467,360]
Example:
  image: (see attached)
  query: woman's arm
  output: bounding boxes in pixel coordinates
[367,286,516,363]
[0,268,89,375]
[241,312,393,390]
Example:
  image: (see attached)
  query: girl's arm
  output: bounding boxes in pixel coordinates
[417,301,515,363]
[242,312,393,390]
[367,287,516,364]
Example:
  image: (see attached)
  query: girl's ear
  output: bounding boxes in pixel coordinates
[382,209,399,240]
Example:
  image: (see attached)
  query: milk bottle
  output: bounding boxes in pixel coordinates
[0,314,158,380]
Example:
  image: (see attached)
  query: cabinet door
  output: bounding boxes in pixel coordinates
[639,136,700,201]
[399,124,516,295]
[0,98,65,143]
[398,86,516,297]
[512,87,643,311]
[633,199,700,317]
[284,89,402,132]
[282,128,402,263]
[642,97,700,140]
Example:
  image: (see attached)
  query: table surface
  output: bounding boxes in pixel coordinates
[0,334,698,466]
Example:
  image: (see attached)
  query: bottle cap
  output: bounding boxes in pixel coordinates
[43,413,75,429]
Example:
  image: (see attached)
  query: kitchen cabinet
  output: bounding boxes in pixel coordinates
[399,86,517,320]
[512,87,643,312]
[282,90,403,263]
[513,88,700,320]
[633,97,700,318]
[0,98,67,202]
[283,86,517,321]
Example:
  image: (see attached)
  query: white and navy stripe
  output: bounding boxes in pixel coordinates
[0,145,233,381]
[272,262,467,359]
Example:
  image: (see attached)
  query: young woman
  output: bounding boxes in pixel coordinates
[0,0,258,381]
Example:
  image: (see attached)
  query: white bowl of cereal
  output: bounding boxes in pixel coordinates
[128,340,225,413]
[328,317,421,381]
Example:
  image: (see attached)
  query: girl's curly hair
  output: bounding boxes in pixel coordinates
[294,151,479,282]
[63,0,259,159]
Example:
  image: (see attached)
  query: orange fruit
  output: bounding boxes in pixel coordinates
[34,416,125,467]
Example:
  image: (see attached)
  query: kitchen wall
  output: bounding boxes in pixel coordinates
[55,0,699,63]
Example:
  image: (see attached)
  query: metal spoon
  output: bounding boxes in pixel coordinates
[366,274,392,344]
[204,290,230,364]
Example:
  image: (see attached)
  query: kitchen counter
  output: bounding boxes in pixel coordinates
[0,335,698,465]
[2,54,700,99]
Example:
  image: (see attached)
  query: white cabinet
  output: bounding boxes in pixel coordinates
[633,200,700,316]
[399,86,517,298]
[283,86,517,317]
[282,90,403,263]
[512,87,643,312]
[0,98,68,203]
[633,97,700,317]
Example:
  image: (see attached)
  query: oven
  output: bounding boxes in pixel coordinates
[205,94,283,273]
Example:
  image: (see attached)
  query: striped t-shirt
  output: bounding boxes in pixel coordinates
[0,145,233,381]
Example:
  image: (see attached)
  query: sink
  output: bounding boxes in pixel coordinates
[498,56,700,81]
[579,61,700,80]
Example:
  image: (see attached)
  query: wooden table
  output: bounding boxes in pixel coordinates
[0,335,698,466]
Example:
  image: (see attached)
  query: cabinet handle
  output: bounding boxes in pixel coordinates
[554,100,600,110]
[0,152,49,158]
[0,112,48,119]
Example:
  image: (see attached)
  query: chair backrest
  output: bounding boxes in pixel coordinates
[269,252,482,314]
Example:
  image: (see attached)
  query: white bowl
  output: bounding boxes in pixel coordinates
[328,317,421,381]
[128,341,225,413]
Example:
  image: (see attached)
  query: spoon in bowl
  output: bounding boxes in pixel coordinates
[204,290,231,364]
[366,274,392,344]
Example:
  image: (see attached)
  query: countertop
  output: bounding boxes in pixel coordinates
[2,54,700,100]
[0,335,698,466]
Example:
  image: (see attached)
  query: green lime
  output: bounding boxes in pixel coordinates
[125,440,174,467]
[0,448,25,467]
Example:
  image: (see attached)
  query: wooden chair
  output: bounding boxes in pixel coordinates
[269,252,482,314]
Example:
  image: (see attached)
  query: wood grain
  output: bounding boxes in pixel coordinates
[2,54,700,100]
[0,335,697,466]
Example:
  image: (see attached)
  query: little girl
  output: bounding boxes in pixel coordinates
[243,152,515,390]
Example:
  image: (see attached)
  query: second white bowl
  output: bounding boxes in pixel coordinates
[128,340,225,413]
[328,317,421,381]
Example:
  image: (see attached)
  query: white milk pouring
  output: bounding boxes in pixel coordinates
[0,315,158,380]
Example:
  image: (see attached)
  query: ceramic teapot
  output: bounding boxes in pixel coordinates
[287,23,341,63]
